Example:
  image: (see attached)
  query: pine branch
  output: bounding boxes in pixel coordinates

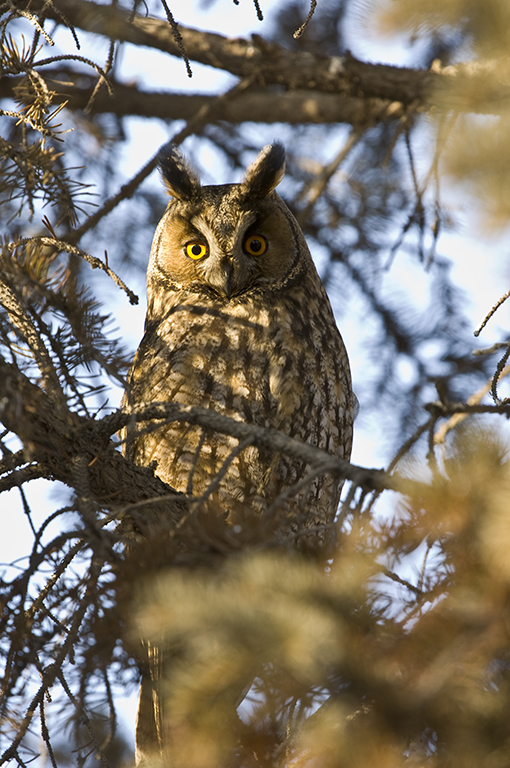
[26,0,510,115]
[0,355,186,524]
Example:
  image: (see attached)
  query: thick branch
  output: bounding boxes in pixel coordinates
[0,357,186,524]
[0,73,405,125]
[25,0,510,114]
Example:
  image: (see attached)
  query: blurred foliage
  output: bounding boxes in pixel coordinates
[1,0,510,765]
[373,0,510,55]
[371,0,510,227]
[132,427,510,768]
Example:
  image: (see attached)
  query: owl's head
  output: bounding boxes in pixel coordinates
[146,143,310,316]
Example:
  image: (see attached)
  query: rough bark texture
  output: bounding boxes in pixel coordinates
[0,356,186,525]
[23,0,510,125]
[0,74,406,125]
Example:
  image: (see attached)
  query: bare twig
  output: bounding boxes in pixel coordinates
[159,0,192,76]
[491,345,510,405]
[6,237,139,304]
[382,566,423,596]
[293,0,317,39]
[297,128,364,223]
[434,365,510,443]
[474,288,510,337]
[425,400,510,417]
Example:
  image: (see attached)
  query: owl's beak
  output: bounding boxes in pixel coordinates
[208,257,234,298]
[222,259,234,298]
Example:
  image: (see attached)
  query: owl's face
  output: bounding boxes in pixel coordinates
[147,144,308,314]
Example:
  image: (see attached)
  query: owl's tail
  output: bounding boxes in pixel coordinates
[135,641,165,767]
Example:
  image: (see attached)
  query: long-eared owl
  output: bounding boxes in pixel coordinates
[124,142,355,548]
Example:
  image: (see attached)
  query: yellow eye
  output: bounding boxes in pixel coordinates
[186,241,208,260]
[243,234,267,256]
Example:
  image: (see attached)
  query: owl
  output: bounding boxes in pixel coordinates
[125,142,354,535]
[123,143,355,763]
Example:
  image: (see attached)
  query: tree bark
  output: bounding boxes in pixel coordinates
[22,0,510,117]
[0,73,406,126]
[0,356,186,526]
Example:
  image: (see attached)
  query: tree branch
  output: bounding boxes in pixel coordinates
[0,72,405,126]
[107,401,392,493]
[0,351,392,534]
[0,463,52,493]
[24,0,510,115]
[0,356,187,525]
[425,399,510,418]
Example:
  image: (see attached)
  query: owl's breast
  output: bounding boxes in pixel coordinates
[126,285,353,520]
[131,287,350,435]
[153,297,276,419]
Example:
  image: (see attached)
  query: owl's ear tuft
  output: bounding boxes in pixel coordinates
[241,143,286,201]
[158,143,201,201]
